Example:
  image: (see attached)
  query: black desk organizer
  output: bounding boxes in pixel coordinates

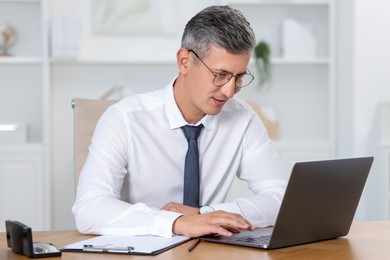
[5,220,61,258]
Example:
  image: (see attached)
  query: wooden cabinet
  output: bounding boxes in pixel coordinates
[0,145,49,231]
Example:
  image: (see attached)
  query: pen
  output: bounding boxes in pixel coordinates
[188,238,201,252]
[83,244,134,254]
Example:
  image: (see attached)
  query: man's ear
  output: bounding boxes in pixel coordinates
[176,48,190,75]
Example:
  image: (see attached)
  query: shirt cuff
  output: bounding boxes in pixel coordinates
[211,202,238,213]
[152,210,182,237]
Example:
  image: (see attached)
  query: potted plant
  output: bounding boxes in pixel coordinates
[254,40,271,88]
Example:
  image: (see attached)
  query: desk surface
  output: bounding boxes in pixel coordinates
[1,221,390,259]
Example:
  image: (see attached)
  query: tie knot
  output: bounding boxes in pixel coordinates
[181,124,203,141]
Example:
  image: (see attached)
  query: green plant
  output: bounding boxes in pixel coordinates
[254,41,271,87]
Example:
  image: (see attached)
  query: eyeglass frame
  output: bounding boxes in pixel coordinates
[187,49,254,88]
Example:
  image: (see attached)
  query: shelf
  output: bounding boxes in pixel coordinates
[50,57,176,66]
[0,57,42,64]
[49,57,329,66]
[227,0,329,5]
[0,143,44,152]
[271,57,329,65]
[0,0,41,2]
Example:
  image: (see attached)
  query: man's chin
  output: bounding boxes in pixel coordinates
[205,107,223,116]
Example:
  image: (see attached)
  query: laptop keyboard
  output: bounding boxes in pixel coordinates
[236,235,271,245]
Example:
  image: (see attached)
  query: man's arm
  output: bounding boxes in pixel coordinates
[162,202,255,237]
[73,105,180,237]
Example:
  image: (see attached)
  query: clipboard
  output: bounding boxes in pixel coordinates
[62,234,190,255]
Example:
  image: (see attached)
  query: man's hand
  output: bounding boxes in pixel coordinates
[171,210,255,238]
[161,202,255,238]
[161,202,199,215]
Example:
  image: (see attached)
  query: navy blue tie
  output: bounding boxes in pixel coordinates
[181,124,203,207]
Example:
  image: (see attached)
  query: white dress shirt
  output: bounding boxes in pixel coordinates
[72,79,288,237]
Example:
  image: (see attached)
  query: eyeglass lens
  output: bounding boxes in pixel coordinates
[189,50,254,88]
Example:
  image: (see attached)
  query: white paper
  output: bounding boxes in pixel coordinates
[50,17,80,58]
[282,18,317,59]
[63,234,190,254]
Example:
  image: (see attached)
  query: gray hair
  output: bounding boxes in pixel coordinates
[181,5,256,59]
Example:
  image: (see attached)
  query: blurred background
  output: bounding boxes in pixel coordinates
[0,0,389,231]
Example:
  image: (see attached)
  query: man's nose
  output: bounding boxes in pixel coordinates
[219,78,237,99]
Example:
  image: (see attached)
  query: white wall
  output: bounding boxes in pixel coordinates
[354,0,390,154]
[352,0,390,219]
[337,0,390,220]
[48,0,222,61]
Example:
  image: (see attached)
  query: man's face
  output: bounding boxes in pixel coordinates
[184,46,251,122]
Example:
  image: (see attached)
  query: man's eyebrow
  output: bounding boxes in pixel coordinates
[213,68,248,76]
[237,70,249,76]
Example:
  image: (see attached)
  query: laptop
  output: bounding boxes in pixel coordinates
[202,157,374,249]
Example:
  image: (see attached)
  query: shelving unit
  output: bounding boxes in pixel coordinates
[225,0,337,201]
[0,0,50,231]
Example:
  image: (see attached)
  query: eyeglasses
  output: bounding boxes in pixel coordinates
[188,50,254,88]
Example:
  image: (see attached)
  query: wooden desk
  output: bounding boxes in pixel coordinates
[1,221,390,259]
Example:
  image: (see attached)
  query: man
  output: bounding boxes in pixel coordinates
[73,5,287,238]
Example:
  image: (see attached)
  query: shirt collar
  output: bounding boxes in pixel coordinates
[163,78,214,131]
